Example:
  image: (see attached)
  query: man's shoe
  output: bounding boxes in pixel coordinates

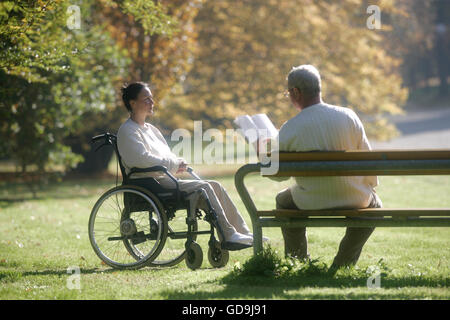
[327,263,340,276]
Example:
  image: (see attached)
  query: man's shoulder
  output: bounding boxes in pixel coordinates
[323,103,358,117]
[282,103,331,125]
[280,103,360,133]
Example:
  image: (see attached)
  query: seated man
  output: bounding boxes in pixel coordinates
[270,65,382,267]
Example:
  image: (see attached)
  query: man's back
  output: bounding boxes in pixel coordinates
[277,103,378,210]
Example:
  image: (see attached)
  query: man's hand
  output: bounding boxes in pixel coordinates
[257,138,271,156]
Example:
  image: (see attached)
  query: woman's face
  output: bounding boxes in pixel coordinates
[131,87,154,116]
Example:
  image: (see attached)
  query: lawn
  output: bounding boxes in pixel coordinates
[0,171,449,300]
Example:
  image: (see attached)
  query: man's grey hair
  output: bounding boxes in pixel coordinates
[287,65,321,99]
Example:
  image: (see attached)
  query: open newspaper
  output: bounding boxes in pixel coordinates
[234,114,278,152]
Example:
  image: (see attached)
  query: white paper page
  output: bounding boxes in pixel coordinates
[234,115,259,143]
[251,114,278,138]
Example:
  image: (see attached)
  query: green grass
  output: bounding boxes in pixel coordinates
[0,173,449,300]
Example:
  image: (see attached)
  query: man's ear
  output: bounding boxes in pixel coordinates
[292,88,301,100]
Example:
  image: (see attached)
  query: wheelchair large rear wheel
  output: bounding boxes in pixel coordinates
[88,186,167,269]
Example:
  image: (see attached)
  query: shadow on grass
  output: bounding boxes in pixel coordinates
[159,271,449,300]
[160,245,449,299]
[0,268,116,281]
[0,179,116,207]
[0,265,171,284]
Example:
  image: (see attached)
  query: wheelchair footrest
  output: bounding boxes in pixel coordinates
[168,230,212,240]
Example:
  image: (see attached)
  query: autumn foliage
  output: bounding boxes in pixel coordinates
[1,0,446,178]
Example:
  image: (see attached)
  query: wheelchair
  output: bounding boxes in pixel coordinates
[88,132,245,270]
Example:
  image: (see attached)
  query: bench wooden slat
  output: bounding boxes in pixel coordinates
[277,150,450,162]
[272,169,450,177]
[265,159,450,177]
[256,208,450,218]
[258,217,450,228]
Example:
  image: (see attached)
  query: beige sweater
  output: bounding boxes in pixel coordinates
[272,103,378,210]
[117,118,182,178]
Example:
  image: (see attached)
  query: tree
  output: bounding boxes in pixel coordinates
[164,0,408,140]
[1,0,203,182]
[0,0,73,83]
[434,0,450,96]
[381,0,449,98]
[67,0,203,174]
[0,0,131,194]
[380,1,436,91]
[91,0,202,128]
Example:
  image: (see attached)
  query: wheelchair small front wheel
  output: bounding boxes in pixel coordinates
[208,240,229,268]
[146,210,198,268]
[185,241,203,270]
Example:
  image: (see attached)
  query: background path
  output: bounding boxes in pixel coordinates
[370,105,450,149]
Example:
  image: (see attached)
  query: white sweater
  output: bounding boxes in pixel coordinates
[117,118,182,178]
[272,103,378,210]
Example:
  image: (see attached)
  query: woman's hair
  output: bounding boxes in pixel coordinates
[121,82,148,112]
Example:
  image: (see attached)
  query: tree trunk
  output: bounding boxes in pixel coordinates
[71,141,114,174]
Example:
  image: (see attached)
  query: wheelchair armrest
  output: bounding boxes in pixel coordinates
[127,166,181,202]
[128,165,169,175]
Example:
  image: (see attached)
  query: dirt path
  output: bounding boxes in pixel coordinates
[370,105,450,149]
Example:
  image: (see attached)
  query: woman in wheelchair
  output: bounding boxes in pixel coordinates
[116,82,254,250]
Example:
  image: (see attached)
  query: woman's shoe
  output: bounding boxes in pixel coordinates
[221,232,253,251]
[228,232,253,245]
[246,233,270,242]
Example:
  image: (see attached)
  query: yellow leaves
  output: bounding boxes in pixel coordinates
[151,0,409,141]
[378,0,406,15]
[98,0,119,9]
[218,92,233,101]
[365,117,400,142]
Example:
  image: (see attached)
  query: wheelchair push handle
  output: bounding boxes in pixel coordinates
[91,132,116,152]
[91,134,105,143]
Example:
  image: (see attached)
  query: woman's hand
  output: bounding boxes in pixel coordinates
[176,159,188,174]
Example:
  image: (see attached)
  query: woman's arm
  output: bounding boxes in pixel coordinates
[117,127,182,172]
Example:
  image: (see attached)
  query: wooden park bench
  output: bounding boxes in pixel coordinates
[234,150,450,254]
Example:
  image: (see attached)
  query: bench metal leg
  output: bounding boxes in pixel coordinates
[235,164,262,255]
[253,225,264,254]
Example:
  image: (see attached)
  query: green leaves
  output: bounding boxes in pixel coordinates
[0,0,129,176]
[120,0,178,37]
[0,0,196,180]
[0,0,71,82]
